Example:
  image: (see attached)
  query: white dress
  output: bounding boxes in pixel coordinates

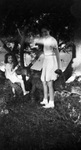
[41,36,58,82]
[5,63,20,83]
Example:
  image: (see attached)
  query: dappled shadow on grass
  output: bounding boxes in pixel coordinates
[0,78,81,150]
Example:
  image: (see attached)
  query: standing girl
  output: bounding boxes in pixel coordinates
[34,28,60,108]
[4,53,29,96]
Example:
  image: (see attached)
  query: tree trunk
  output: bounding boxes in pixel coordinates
[20,35,25,67]
[19,34,27,88]
[63,43,76,81]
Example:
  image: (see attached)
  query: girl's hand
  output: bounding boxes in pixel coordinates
[14,65,19,70]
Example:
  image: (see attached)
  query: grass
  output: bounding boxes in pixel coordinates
[0,73,81,150]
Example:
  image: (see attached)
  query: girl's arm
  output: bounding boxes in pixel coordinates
[54,44,60,69]
[12,65,19,73]
[34,38,44,45]
[30,38,44,49]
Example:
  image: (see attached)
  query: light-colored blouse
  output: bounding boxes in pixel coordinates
[34,35,58,56]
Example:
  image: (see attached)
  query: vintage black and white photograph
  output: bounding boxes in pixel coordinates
[0,0,81,150]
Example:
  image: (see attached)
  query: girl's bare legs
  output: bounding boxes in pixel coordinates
[48,81,54,101]
[40,81,48,105]
[12,87,16,97]
[43,80,54,108]
[43,81,48,99]
[16,78,29,95]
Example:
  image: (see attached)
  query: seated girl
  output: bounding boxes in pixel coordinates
[4,53,29,96]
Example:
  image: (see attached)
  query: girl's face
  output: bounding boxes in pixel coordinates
[7,55,13,63]
[41,30,50,37]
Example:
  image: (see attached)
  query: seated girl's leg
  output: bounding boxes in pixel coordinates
[15,78,29,95]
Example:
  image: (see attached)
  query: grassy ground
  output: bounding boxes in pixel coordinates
[0,72,81,150]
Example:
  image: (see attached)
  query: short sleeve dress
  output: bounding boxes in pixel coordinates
[5,63,19,83]
[41,36,58,82]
